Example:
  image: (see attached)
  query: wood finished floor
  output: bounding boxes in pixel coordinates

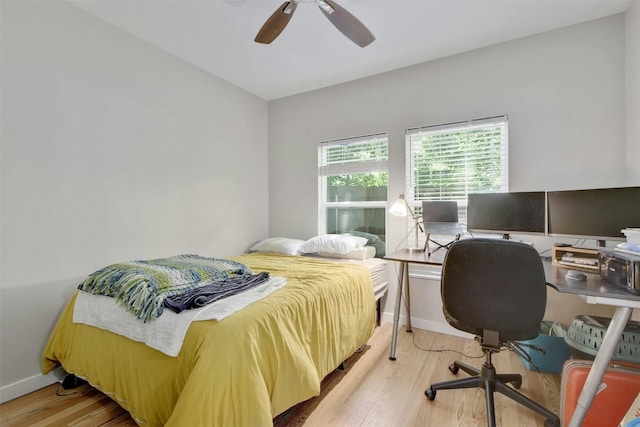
[0,323,561,426]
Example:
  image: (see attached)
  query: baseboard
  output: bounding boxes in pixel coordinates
[380,311,473,340]
[0,372,59,404]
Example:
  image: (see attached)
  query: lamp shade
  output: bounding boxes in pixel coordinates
[389,194,410,217]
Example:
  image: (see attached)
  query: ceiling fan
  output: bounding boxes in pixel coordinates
[255,0,375,48]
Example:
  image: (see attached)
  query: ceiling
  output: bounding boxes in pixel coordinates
[69,0,631,101]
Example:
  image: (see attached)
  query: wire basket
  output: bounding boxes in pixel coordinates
[565,315,640,365]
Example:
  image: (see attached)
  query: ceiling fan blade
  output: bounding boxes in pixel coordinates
[255,1,298,44]
[318,0,375,47]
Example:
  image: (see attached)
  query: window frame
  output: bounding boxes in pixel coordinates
[403,115,509,249]
[318,133,389,239]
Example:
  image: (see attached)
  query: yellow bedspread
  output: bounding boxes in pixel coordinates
[42,253,376,426]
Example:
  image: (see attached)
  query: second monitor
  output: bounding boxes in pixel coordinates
[467,191,546,239]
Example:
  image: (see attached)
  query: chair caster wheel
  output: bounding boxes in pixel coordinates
[544,418,560,427]
[512,378,522,389]
[448,364,459,375]
[425,387,436,401]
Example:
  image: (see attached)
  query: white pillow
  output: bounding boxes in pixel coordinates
[318,246,376,260]
[250,237,305,256]
[299,234,368,255]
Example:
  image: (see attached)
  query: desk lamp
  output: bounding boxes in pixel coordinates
[389,193,424,251]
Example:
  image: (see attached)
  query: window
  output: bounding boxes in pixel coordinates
[318,134,388,253]
[404,116,508,245]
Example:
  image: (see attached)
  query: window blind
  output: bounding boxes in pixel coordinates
[402,116,508,255]
[406,116,508,206]
[320,133,388,176]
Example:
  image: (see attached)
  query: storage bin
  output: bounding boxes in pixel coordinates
[565,315,640,364]
[517,321,572,374]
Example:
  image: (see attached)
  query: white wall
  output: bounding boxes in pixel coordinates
[0,1,269,401]
[627,0,640,182]
[268,15,633,331]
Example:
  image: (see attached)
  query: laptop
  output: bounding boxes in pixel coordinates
[422,201,464,236]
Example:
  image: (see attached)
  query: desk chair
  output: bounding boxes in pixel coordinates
[424,239,560,427]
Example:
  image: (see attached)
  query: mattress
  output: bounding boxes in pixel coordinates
[308,255,389,301]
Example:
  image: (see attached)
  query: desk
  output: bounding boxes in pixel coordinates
[383,249,446,360]
[385,250,640,426]
[542,261,640,427]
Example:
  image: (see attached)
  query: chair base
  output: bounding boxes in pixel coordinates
[425,360,560,427]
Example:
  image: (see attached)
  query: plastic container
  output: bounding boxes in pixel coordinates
[623,228,640,246]
[517,321,572,374]
[565,315,640,364]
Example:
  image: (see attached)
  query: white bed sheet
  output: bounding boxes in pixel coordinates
[73,276,286,357]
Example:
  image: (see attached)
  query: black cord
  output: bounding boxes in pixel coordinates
[539,247,551,256]
[393,222,421,253]
[411,332,485,359]
[55,382,78,397]
[392,264,484,359]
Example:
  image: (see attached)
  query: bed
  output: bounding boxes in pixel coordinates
[42,250,388,426]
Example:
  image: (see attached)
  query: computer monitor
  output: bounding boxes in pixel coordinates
[547,186,640,246]
[467,191,546,239]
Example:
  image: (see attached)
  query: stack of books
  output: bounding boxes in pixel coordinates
[558,253,599,270]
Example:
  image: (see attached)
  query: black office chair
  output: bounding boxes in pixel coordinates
[424,239,560,427]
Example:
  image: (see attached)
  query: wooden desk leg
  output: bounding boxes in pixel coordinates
[389,261,406,360]
[404,262,412,333]
[567,306,633,427]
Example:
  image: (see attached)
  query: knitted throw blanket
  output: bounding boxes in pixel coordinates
[78,254,253,322]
